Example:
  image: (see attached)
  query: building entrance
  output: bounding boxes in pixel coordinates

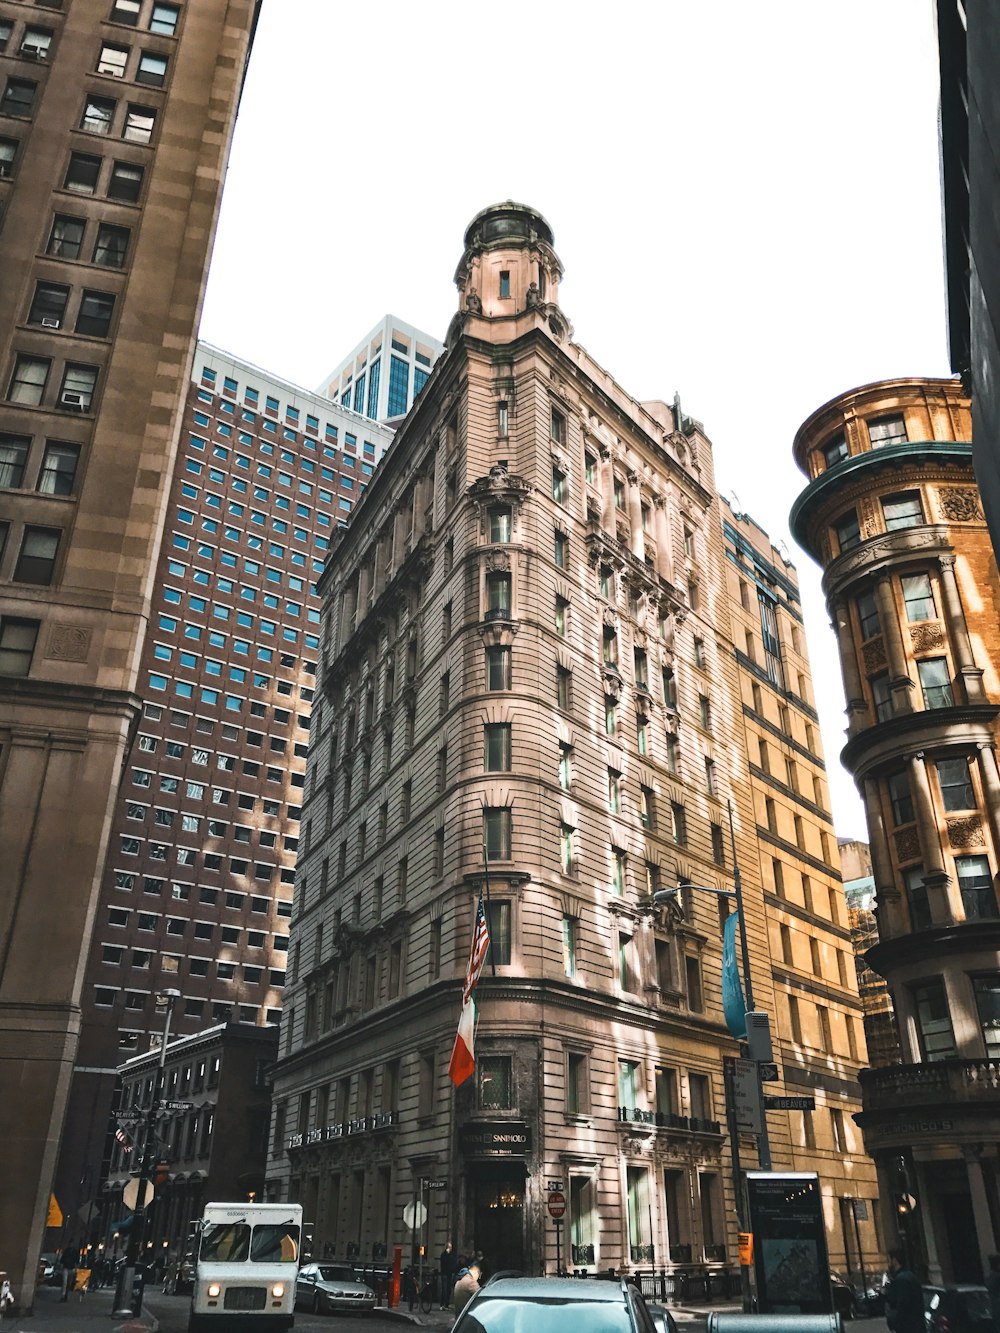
[471,1165,524,1274]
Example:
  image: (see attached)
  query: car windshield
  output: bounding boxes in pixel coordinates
[460,1296,634,1333]
[317,1267,356,1282]
[200,1224,251,1263]
[958,1291,991,1319]
[250,1225,300,1263]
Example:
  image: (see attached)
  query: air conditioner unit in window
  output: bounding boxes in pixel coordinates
[60,391,86,409]
[40,316,61,329]
[20,43,45,58]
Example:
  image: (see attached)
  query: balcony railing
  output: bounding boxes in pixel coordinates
[631,1244,655,1263]
[859,1058,1000,1111]
[618,1106,722,1134]
[571,1244,595,1265]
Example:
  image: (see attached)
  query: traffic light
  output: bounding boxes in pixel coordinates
[154,1162,170,1187]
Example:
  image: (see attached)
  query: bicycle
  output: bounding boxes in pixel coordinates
[418,1272,437,1315]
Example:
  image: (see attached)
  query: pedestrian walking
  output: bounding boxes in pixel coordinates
[884,1247,923,1333]
[1,1275,15,1317]
[58,1246,79,1302]
[439,1242,457,1308]
[452,1262,481,1318]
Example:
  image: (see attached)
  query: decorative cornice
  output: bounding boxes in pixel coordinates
[840,703,1000,781]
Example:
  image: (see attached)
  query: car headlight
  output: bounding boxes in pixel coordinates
[271,1284,284,1299]
[207,1284,221,1298]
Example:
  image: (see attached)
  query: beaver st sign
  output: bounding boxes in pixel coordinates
[547,1191,566,1220]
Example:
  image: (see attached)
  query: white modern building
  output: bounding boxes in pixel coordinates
[317,315,444,424]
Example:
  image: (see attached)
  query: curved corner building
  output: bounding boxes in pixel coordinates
[790,377,1000,1283]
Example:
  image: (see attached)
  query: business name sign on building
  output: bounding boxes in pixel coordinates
[458,1121,531,1158]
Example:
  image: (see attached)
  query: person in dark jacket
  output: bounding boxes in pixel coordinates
[439,1242,457,1309]
[884,1247,923,1333]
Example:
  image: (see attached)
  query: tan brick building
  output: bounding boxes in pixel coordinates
[791,377,1000,1281]
[0,0,259,1308]
[270,203,877,1285]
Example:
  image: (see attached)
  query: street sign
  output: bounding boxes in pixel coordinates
[122,1177,154,1211]
[547,1191,566,1220]
[763,1095,815,1111]
[402,1201,427,1230]
[758,1062,780,1082]
[47,1194,63,1228]
[426,1179,447,1189]
[160,1100,193,1111]
[731,1057,764,1133]
[545,1180,564,1192]
[116,1112,143,1124]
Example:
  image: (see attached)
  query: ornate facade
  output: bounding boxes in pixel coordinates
[270,203,876,1283]
[791,377,1000,1282]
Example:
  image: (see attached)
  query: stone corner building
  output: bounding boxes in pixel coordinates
[270,203,877,1279]
[790,377,1000,1282]
[0,0,259,1309]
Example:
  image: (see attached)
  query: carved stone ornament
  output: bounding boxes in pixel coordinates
[663,708,680,736]
[45,624,91,663]
[893,827,921,862]
[937,487,984,523]
[859,497,880,539]
[947,815,986,848]
[602,608,620,631]
[485,550,512,573]
[909,622,945,654]
[604,672,624,702]
[861,638,887,673]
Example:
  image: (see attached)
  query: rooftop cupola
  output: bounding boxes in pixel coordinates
[454,201,564,320]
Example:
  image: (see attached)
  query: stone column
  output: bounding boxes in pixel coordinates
[912,1159,945,1284]
[963,1148,998,1274]
[874,574,915,713]
[832,598,868,735]
[627,469,645,562]
[599,445,615,532]
[355,561,371,629]
[861,777,905,936]
[975,745,1000,864]
[654,494,673,583]
[939,554,986,702]
[907,754,957,924]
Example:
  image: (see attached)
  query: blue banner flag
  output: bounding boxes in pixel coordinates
[722,910,747,1039]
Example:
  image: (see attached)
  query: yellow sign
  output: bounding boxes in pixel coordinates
[738,1232,753,1266]
[47,1195,63,1229]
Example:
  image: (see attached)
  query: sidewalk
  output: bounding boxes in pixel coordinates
[6,1281,157,1333]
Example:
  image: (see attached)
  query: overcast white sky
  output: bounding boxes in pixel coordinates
[200,1,952,841]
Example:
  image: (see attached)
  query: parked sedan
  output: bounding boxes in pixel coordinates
[295,1263,376,1315]
[924,1284,994,1333]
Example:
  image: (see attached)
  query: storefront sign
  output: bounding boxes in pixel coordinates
[458,1121,532,1157]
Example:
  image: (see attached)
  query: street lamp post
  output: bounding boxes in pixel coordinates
[113,987,179,1318]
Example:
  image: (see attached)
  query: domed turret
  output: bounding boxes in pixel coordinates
[454,201,563,320]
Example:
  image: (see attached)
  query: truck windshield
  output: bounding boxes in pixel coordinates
[250,1225,300,1264]
[200,1224,251,1263]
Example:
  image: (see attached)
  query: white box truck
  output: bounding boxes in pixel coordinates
[189,1202,302,1333]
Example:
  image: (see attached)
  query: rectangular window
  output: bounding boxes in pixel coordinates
[901,573,935,622]
[560,822,575,875]
[0,434,29,488]
[2,78,38,119]
[37,442,79,495]
[904,866,932,932]
[555,594,569,636]
[685,955,703,1012]
[822,434,848,467]
[483,807,511,860]
[562,916,577,977]
[499,270,510,298]
[47,215,85,260]
[97,43,129,76]
[478,1055,513,1110]
[618,1058,639,1109]
[887,770,914,825]
[973,975,1000,1059]
[556,665,571,711]
[81,95,116,135]
[123,104,155,143]
[92,223,130,268]
[150,4,180,34]
[567,1052,588,1116]
[857,589,880,640]
[956,856,998,921]
[14,525,60,584]
[918,657,953,709]
[108,160,143,201]
[0,617,39,676]
[60,363,98,411]
[937,757,974,812]
[76,289,116,337]
[882,491,923,531]
[871,672,893,722]
[486,899,512,966]
[9,355,49,406]
[912,978,957,1061]
[671,802,687,846]
[136,52,168,86]
[551,465,567,504]
[834,509,861,552]
[868,415,907,448]
[484,722,511,771]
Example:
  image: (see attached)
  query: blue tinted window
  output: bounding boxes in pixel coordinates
[194,412,210,427]
[173,533,190,550]
[366,359,380,418]
[414,366,430,398]
[353,374,366,414]
[387,356,409,415]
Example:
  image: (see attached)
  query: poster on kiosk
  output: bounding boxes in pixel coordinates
[746,1172,833,1314]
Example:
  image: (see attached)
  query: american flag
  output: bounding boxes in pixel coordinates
[462,893,491,1003]
[115,1126,131,1150]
